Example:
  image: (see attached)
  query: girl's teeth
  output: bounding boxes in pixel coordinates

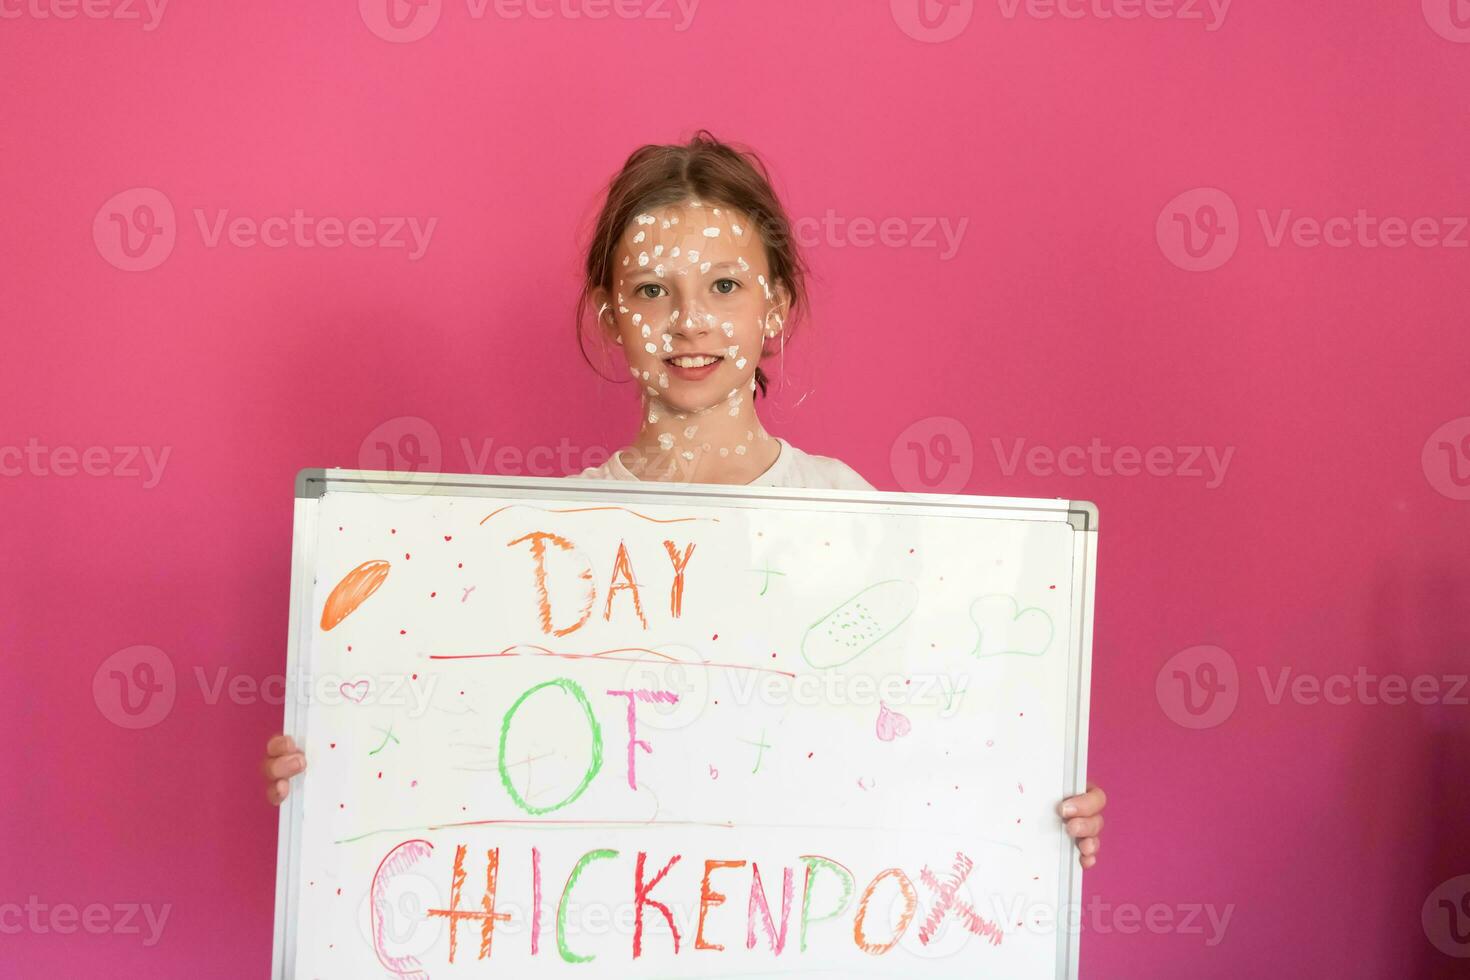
[672,355,719,368]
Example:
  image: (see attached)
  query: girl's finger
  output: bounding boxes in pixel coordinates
[266,733,297,757]
[264,752,305,781]
[1065,814,1104,839]
[1060,783,1107,818]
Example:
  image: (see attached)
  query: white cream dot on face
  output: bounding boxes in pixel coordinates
[644,342,657,354]
[658,373,669,388]
[638,252,649,267]
[736,357,747,369]
[681,450,695,461]
[735,444,747,455]
[634,231,646,244]
[619,306,628,314]
[726,345,739,357]
[632,313,642,325]
[658,433,674,450]
[683,425,697,438]
[641,324,651,338]
[737,257,749,271]
[703,227,720,238]
[733,223,743,235]
[700,262,711,274]
[636,214,655,225]
[653,244,664,257]
[654,265,665,278]
[687,250,699,263]
[622,256,630,266]
[719,447,729,457]
[670,247,680,258]
[721,321,735,336]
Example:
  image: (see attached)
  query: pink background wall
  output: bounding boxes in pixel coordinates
[4,1,1469,976]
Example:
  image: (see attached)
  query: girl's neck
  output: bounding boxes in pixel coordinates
[620,382,778,484]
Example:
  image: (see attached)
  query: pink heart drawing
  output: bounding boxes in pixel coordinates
[340,680,370,704]
[876,701,912,742]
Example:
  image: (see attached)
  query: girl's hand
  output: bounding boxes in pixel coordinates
[1060,782,1107,868]
[262,732,306,806]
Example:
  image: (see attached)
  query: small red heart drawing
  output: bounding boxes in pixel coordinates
[876,701,912,742]
[444,535,452,541]
[340,680,370,704]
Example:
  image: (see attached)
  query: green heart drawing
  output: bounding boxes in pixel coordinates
[967,593,1053,659]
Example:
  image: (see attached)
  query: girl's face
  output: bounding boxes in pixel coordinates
[602,202,784,415]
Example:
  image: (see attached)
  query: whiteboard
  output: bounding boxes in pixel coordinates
[272,468,1097,979]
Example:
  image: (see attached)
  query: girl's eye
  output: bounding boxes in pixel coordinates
[637,283,666,300]
[713,279,740,295]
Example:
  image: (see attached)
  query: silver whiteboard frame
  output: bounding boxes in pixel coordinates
[271,467,1097,980]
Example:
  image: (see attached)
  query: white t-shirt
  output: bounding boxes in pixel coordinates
[570,437,874,491]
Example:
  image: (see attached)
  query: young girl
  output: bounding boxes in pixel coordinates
[261,132,1106,867]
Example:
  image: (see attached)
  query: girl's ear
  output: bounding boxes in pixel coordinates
[591,287,620,341]
[765,282,792,339]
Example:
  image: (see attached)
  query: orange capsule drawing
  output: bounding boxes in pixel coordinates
[321,560,391,631]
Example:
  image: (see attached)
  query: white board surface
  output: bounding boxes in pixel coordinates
[272,469,1096,979]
